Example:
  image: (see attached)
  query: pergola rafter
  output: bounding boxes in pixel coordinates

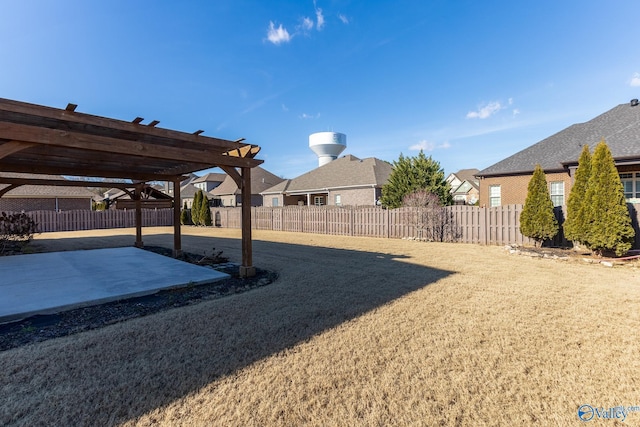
[0,97,262,277]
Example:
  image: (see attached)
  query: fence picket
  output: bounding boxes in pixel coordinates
[8,204,640,248]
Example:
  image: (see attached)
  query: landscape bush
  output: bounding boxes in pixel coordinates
[201,194,212,226]
[519,164,558,246]
[0,212,38,254]
[180,202,192,225]
[581,141,634,256]
[381,151,452,209]
[563,144,591,244]
[402,190,460,242]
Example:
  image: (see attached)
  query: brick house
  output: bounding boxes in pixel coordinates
[0,173,94,211]
[476,100,640,206]
[446,169,480,205]
[261,155,392,207]
[211,167,284,207]
[191,172,226,192]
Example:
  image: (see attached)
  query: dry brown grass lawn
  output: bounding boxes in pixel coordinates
[2,227,640,426]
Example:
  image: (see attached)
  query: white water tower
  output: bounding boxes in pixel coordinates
[309,132,347,167]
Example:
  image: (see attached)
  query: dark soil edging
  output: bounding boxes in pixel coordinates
[0,246,277,352]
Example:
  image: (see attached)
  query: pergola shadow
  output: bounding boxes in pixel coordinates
[2,234,454,426]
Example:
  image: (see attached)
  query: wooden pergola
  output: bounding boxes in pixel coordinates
[0,98,263,277]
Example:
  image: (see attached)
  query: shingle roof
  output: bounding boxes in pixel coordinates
[211,167,284,196]
[477,102,640,177]
[192,172,226,184]
[179,183,199,198]
[263,155,392,194]
[453,169,480,183]
[0,173,95,198]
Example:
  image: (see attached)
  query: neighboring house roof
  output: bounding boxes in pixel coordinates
[106,186,173,201]
[452,168,480,183]
[263,155,392,194]
[477,101,640,177]
[192,172,226,184]
[211,167,284,196]
[181,173,200,186]
[0,173,95,198]
[452,179,479,195]
[261,179,290,195]
[179,183,199,198]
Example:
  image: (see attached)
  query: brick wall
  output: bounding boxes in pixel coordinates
[0,197,91,212]
[328,188,378,206]
[479,172,573,207]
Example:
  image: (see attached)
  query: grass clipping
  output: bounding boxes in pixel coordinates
[1,228,640,426]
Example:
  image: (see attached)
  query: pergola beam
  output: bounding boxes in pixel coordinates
[0,97,259,154]
[0,122,261,168]
[0,97,262,277]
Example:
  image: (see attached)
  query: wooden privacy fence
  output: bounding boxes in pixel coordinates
[11,204,640,247]
[215,205,537,245]
[15,208,174,232]
[213,204,640,248]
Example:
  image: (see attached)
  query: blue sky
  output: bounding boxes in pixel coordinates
[1,1,639,178]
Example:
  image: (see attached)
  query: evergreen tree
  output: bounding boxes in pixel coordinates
[192,190,202,226]
[380,151,452,209]
[582,141,634,256]
[201,194,212,226]
[519,164,559,246]
[563,144,591,244]
[180,201,191,225]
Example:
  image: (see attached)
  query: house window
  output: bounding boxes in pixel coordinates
[272,197,279,207]
[550,181,564,206]
[314,196,325,206]
[489,185,501,207]
[335,194,341,206]
[619,172,640,200]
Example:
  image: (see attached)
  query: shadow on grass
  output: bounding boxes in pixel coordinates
[3,233,454,425]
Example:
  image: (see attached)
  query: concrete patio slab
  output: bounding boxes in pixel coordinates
[0,247,229,323]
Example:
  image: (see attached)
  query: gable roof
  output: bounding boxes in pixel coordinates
[452,168,479,183]
[0,173,95,198]
[264,155,392,194]
[179,183,200,198]
[452,179,480,195]
[192,172,226,184]
[211,167,284,196]
[477,102,640,177]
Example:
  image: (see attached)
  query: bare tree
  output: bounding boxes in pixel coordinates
[402,190,461,242]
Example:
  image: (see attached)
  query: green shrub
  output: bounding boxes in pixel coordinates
[180,201,192,225]
[582,141,634,256]
[192,190,202,226]
[519,164,558,246]
[380,151,452,209]
[201,194,212,226]
[563,144,591,244]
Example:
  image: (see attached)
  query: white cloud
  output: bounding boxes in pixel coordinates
[299,112,320,119]
[266,21,291,45]
[409,140,451,151]
[281,104,289,112]
[631,73,640,87]
[314,3,325,30]
[338,14,349,24]
[512,108,521,117]
[466,101,503,119]
[301,17,314,31]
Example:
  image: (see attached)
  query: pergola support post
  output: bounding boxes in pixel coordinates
[173,178,182,257]
[239,166,255,277]
[134,184,143,248]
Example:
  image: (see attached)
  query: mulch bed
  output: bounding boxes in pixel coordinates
[0,246,277,351]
